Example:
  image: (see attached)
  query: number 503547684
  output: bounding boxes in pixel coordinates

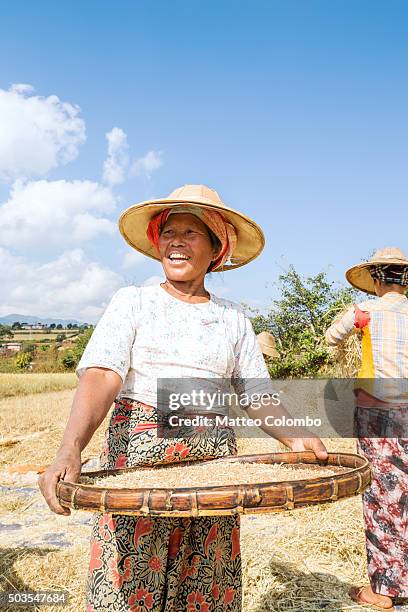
[0,591,69,606]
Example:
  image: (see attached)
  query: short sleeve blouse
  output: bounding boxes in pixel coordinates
[76,284,273,407]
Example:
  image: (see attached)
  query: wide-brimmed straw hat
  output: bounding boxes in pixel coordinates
[257,331,278,358]
[119,184,265,271]
[345,247,408,295]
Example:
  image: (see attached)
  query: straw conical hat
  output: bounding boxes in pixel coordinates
[345,247,408,295]
[257,331,278,358]
[119,184,265,271]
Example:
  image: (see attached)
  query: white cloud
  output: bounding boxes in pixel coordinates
[130,150,163,180]
[102,127,129,186]
[0,84,86,182]
[11,83,34,95]
[0,84,167,320]
[102,128,164,184]
[0,179,116,249]
[72,213,116,241]
[122,250,144,269]
[0,247,123,322]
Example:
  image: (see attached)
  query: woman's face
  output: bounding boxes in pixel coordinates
[158,213,219,282]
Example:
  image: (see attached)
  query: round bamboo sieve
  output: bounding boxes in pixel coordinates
[56,451,371,517]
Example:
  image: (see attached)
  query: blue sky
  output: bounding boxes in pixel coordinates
[0,1,407,321]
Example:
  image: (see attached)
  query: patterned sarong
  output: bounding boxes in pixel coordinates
[86,398,242,611]
[356,406,408,597]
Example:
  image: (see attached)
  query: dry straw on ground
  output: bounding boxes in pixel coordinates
[0,376,371,611]
[0,495,368,612]
[0,544,89,612]
[0,388,110,468]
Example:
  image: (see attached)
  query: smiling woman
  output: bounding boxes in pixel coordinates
[158,213,221,282]
[38,184,326,611]
[147,204,236,300]
[159,213,222,278]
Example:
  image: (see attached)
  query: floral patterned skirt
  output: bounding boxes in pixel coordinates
[356,406,408,597]
[86,398,242,611]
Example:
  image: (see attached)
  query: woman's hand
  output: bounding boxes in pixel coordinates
[38,447,81,515]
[245,399,328,461]
[38,367,122,516]
[284,436,328,461]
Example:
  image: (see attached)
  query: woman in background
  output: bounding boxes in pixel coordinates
[326,247,408,610]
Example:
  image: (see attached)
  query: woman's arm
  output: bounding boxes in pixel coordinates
[38,367,122,515]
[325,305,356,346]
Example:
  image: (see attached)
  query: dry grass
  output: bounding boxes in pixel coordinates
[0,388,110,469]
[0,544,88,612]
[0,499,368,612]
[9,331,76,341]
[0,382,370,611]
[0,373,77,400]
[0,492,30,513]
[241,496,368,611]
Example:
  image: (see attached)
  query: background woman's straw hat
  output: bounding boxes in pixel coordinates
[119,184,265,271]
[257,331,278,358]
[345,247,408,295]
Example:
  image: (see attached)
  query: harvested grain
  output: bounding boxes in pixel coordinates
[81,459,345,489]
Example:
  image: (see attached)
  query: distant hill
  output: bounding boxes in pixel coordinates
[0,314,87,326]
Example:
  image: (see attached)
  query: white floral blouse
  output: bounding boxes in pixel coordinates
[76,284,272,408]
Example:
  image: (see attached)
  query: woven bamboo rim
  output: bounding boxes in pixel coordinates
[56,451,371,517]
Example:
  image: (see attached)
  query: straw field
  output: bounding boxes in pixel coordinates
[0,374,372,611]
[0,373,77,400]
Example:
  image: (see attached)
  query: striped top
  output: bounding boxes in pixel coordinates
[325,292,408,401]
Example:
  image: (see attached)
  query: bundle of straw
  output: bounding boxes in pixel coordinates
[329,331,362,378]
[323,305,362,378]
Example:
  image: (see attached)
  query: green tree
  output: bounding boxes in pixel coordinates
[72,327,94,363]
[0,325,13,340]
[247,266,358,378]
[59,328,93,370]
[60,350,77,370]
